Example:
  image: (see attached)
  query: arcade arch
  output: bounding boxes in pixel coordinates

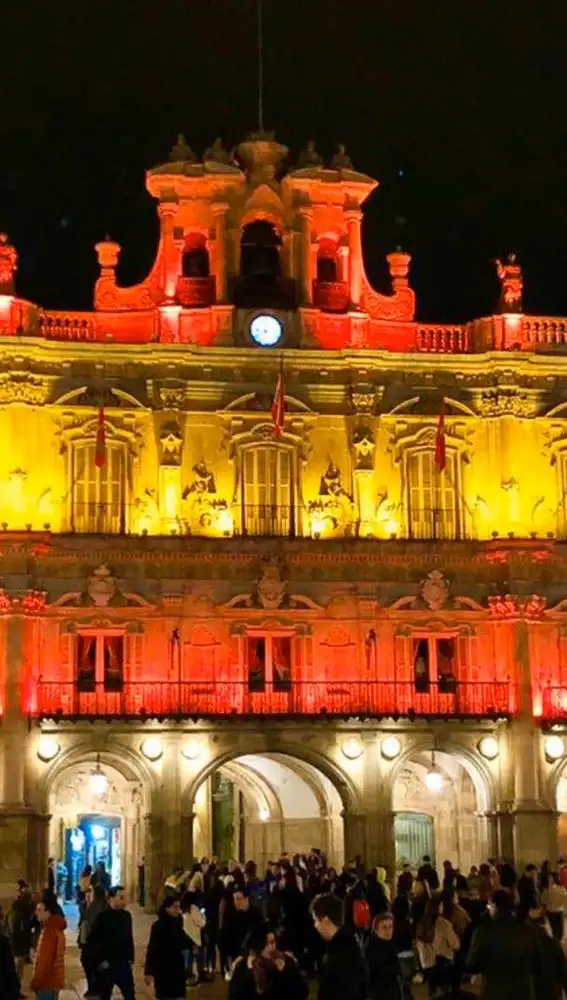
[45,753,148,901]
[192,751,345,870]
[392,748,490,873]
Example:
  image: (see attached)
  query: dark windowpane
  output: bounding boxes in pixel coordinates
[247,637,266,692]
[437,638,457,693]
[76,636,96,692]
[273,637,292,692]
[413,638,430,693]
[103,636,124,692]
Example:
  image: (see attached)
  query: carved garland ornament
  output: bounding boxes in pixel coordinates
[0,372,50,405]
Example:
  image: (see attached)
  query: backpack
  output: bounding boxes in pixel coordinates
[353,898,371,929]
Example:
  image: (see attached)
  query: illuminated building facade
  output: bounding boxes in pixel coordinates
[1,134,567,903]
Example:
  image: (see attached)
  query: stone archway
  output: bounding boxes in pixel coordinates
[390,740,494,873]
[35,743,153,902]
[188,743,352,869]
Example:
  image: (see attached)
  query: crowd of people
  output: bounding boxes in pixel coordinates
[3,851,567,999]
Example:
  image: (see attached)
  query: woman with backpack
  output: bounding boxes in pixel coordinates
[416,896,460,998]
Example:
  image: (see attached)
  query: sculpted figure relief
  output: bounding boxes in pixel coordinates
[0,233,17,292]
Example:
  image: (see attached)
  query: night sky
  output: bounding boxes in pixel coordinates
[3,0,567,323]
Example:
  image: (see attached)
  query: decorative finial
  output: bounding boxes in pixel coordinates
[297,140,323,168]
[0,233,18,293]
[204,138,235,165]
[331,143,353,170]
[494,253,523,313]
[169,134,197,163]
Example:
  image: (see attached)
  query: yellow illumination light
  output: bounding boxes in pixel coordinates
[259,807,270,823]
[37,735,60,762]
[217,509,234,536]
[141,736,164,761]
[545,735,565,761]
[182,738,203,761]
[478,736,499,760]
[381,735,402,760]
[342,736,364,760]
[311,516,326,539]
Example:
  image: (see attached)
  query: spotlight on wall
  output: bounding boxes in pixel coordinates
[182,738,204,761]
[381,736,402,761]
[341,736,364,760]
[544,735,566,762]
[89,755,108,796]
[259,807,270,823]
[478,736,499,761]
[37,735,60,763]
[141,737,164,762]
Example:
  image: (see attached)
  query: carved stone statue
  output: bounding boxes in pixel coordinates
[331,144,353,170]
[352,427,375,470]
[0,233,18,293]
[169,134,197,163]
[256,556,286,610]
[297,140,323,168]
[319,461,349,498]
[86,565,119,607]
[419,570,450,611]
[159,421,183,466]
[184,460,216,496]
[204,138,235,165]
[495,254,523,313]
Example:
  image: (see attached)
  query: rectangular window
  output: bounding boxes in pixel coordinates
[72,443,125,533]
[407,450,460,540]
[246,634,293,692]
[75,633,125,692]
[242,446,293,536]
[412,636,457,692]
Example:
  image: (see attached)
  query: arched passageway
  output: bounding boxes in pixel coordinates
[48,758,146,900]
[392,749,489,872]
[192,752,344,871]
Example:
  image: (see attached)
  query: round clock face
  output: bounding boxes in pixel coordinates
[249,314,283,347]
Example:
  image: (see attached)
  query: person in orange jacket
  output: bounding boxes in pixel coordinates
[29,893,66,1000]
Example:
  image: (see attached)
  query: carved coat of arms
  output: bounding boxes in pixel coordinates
[419,570,450,611]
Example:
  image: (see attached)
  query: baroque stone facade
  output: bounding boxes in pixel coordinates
[0,136,566,905]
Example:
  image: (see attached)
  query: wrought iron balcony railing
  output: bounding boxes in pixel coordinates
[32,679,514,720]
[312,281,350,313]
[176,276,216,308]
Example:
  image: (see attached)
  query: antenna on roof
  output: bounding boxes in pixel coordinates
[257,0,264,131]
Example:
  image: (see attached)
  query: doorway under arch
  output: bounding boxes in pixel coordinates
[192,752,345,871]
[392,749,488,872]
[48,758,146,900]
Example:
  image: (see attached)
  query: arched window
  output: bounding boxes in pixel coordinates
[241,444,294,536]
[71,441,126,533]
[181,233,209,278]
[406,449,461,539]
[317,237,339,283]
[240,221,281,279]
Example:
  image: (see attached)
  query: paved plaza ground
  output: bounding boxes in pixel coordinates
[18,904,445,1000]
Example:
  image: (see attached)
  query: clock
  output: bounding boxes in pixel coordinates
[249,313,283,347]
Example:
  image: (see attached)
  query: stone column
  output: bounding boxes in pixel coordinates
[158,202,180,301]
[342,811,366,865]
[212,203,228,303]
[346,209,363,310]
[510,618,557,864]
[297,209,314,305]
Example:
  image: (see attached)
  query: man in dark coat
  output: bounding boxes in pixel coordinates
[417,855,439,891]
[467,889,543,1000]
[0,919,21,1000]
[90,886,135,1000]
[312,893,367,1000]
[144,896,192,1000]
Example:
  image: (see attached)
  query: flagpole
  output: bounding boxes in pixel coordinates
[257,0,264,132]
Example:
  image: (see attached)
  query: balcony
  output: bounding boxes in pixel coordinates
[416,325,469,353]
[313,281,349,313]
[539,687,567,721]
[32,680,514,720]
[176,276,216,308]
[40,312,96,341]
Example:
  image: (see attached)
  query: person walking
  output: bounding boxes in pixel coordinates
[366,912,411,1000]
[89,886,135,1000]
[540,872,567,942]
[417,856,439,892]
[0,906,21,1000]
[180,891,207,983]
[144,895,192,1000]
[467,889,543,1000]
[10,880,35,987]
[228,925,307,1000]
[78,884,106,998]
[29,894,66,1000]
[222,887,264,975]
[311,892,367,1000]
[415,896,460,998]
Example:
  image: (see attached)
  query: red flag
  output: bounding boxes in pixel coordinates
[94,407,106,468]
[272,371,285,438]
[435,399,446,472]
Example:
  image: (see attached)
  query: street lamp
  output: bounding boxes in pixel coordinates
[89,754,108,796]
